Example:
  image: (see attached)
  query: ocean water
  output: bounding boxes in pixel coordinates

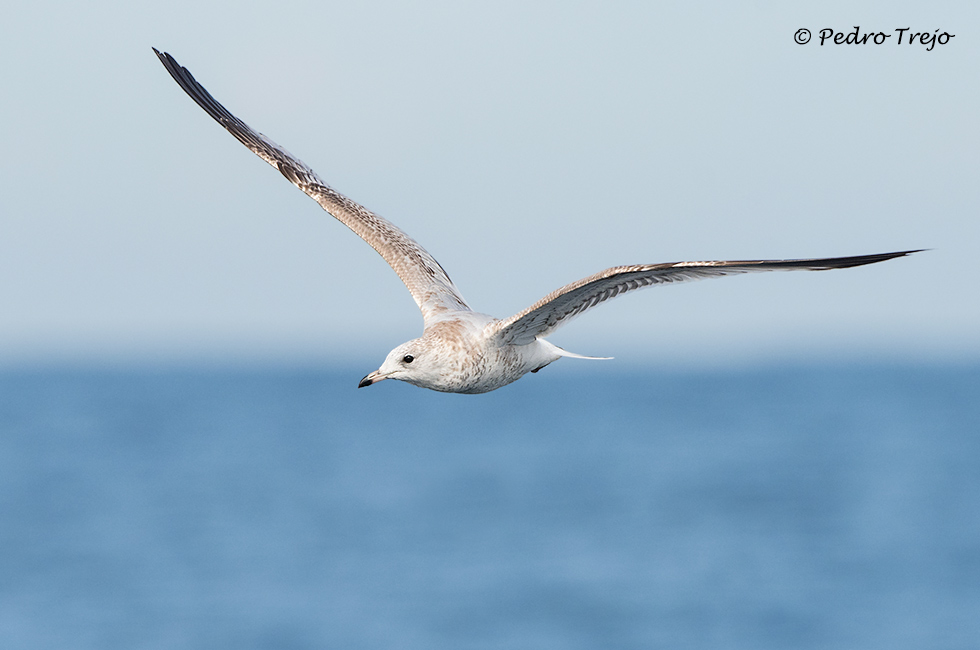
[0,363,977,649]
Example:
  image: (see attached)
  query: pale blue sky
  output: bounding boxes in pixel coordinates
[1,1,977,366]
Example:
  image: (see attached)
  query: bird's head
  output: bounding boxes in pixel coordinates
[358,339,442,390]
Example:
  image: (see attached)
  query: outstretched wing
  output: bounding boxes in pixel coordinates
[153,48,470,324]
[493,250,920,345]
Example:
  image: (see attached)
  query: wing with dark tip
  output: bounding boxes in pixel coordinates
[153,48,470,324]
[493,250,921,345]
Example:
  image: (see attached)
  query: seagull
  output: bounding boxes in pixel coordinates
[154,49,919,394]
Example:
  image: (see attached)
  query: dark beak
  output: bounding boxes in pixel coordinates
[358,370,386,388]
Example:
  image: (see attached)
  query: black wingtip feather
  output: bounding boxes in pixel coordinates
[153,49,270,157]
[803,249,924,270]
[737,249,924,272]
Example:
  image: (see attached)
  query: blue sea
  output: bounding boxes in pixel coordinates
[1,362,978,649]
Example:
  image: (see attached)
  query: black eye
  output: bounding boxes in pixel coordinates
[402,354,414,364]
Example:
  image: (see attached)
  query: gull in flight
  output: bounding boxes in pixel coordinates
[154,49,918,394]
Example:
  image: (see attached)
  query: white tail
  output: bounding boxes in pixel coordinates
[540,339,613,360]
